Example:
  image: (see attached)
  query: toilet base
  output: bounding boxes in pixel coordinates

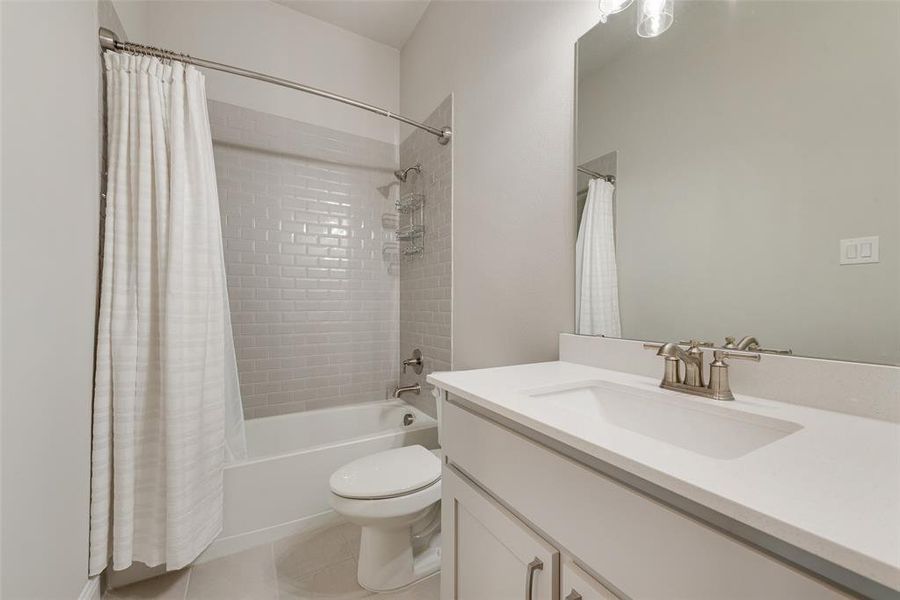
[358,528,441,592]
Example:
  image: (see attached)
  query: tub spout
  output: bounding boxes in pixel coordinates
[393,383,421,398]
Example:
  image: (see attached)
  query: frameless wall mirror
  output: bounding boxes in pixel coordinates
[575,0,900,366]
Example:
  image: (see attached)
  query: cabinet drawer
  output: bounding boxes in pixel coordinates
[442,398,850,599]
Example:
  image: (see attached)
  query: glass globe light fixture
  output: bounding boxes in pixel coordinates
[636,0,674,37]
[598,0,634,23]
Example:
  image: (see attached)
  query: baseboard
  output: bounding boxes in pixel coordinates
[78,576,101,600]
[109,510,344,589]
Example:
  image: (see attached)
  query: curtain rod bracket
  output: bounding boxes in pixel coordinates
[99,27,118,51]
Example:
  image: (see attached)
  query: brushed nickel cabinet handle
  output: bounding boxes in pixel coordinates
[525,558,543,600]
[565,591,583,600]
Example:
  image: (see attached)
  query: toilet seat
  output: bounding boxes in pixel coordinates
[330,477,440,522]
[330,445,441,500]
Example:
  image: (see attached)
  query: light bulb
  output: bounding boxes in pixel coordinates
[636,0,674,38]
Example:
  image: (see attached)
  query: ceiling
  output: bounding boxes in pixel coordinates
[272,0,431,49]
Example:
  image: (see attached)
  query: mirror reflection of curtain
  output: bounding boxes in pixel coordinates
[575,179,621,336]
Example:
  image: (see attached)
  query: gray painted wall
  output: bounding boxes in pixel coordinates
[1,1,101,597]
[400,1,598,370]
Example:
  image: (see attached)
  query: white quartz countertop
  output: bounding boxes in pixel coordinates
[428,361,900,592]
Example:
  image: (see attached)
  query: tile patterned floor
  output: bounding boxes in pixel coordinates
[105,521,439,600]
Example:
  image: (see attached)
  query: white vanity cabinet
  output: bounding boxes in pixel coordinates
[439,395,853,600]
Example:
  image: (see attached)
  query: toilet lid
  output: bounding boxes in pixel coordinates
[330,445,441,500]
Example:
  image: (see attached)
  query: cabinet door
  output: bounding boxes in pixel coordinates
[442,465,559,600]
[562,561,619,600]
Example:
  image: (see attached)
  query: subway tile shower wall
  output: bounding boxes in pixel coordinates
[399,95,453,417]
[209,101,400,419]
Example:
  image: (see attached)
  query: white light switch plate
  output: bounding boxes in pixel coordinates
[840,236,879,265]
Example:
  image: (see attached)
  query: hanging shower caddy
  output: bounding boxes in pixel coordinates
[396,192,425,256]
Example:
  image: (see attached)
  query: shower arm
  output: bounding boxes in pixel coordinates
[98,28,452,146]
[394,164,422,182]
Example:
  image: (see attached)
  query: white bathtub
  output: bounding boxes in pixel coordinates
[200,399,438,562]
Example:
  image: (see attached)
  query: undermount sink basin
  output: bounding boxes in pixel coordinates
[524,381,802,460]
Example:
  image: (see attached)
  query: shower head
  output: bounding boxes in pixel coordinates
[393,163,421,182]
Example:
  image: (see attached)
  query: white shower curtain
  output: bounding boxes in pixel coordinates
[575,178,622,337]
[89,51,246,576]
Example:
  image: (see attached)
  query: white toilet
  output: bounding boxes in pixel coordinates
[329,444,442,592]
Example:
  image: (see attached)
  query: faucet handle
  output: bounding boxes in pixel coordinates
[402,349,423,374]
[754,346,793,355]
[679,339,714,348]
[713,349,761,363]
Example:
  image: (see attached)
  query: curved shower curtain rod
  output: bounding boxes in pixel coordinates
[577,165,615,185]
[98,28,453,146]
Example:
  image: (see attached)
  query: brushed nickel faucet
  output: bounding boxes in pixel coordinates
[393,383,421,398]
[724,335,760,351]
[644,340,760,401]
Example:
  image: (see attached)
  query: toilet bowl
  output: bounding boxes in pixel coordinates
[329,444,442,592]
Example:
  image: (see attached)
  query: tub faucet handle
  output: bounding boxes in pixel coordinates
[402,349,423,374]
